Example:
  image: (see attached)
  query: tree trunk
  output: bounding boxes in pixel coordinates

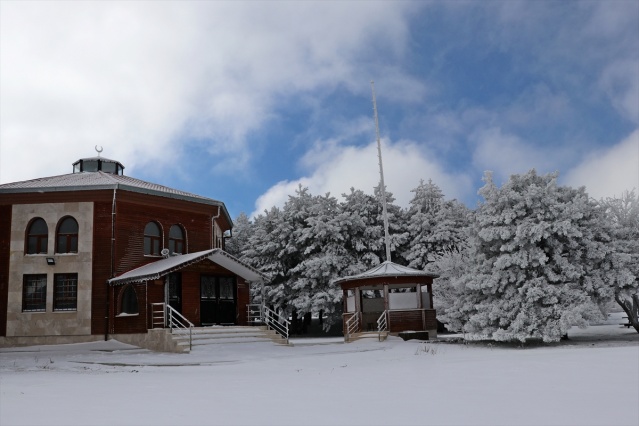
[615,294,639,334]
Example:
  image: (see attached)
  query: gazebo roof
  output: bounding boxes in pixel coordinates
[332,261,439,286]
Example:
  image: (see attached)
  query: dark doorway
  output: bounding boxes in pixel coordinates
[168,272,182,314]
[200,275,237,325]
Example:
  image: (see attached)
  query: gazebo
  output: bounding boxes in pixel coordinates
[334,261,439,342]
[334,82,439,342]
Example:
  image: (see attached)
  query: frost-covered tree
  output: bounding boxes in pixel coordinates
[402,179,471,270]
[338,188,385,271]
[447,170,622,342]
[600,190,639,332]
[225,212,252,257]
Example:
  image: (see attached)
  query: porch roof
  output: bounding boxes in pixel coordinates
[332,261,439,286]
[108,249,267,285]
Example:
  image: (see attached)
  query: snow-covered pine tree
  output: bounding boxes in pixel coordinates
[448,170,620,342]
[288,192,350,329]
[402,179,470,270]
[225,212,252,257]
[338,188,385,272]
[599,190,639,332]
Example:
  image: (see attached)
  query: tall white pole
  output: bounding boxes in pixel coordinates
[371,80,392,263]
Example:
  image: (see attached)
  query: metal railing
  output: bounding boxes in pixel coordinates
[247,304,290,344]
[151,303,166,329]
[247,304,263,326]
[167,304,194,350]
[377,310,388,341]
[345,312,360,342]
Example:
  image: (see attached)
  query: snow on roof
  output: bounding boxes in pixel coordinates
[332,260,439,285]
[108,249,267,285]
[0,170,232,225]
[0,171,218,204]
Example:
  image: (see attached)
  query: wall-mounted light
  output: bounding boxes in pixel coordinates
[46,257,55,266]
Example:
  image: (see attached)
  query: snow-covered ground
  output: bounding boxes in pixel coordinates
[1,312,637,426]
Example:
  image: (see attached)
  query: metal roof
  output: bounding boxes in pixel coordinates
[332,261,439,285]
[108,249,267,285]
[0,171,231,226]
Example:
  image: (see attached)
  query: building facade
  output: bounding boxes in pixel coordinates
[0,155,264,348]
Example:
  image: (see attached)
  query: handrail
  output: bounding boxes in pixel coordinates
[377,310,387,341]
[247,304,263,326]
[247,304,289,344]
[167,304,194,351]
[345,312,360,342]
[150,303,165,329]
[263,305,290,344]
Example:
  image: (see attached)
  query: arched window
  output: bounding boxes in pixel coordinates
[56,217,79,253]
[144,222,161,256]
[119,285,139,315]
[26,218,48,254]
[168,225,185,254]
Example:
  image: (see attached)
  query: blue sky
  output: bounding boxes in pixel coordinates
[1,1,637,220]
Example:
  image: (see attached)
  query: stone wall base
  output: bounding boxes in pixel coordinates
[110,329,187,353]
[0,334,103,348]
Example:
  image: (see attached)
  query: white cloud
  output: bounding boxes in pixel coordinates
[599,60,639,124]
[0,2,420,183]
[252,138,473,217]
[564,129,639,199]
[471,127,559,181]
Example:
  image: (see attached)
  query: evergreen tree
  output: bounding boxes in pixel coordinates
[600,190,639,332]
[403,179,470,270]
[447,170,622,342]
[225,212,252,257]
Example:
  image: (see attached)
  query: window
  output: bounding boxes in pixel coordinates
[144,222,161,255]
[56,217,78,253]
[26,218,48,254]
[120,285,139,315]
[168,225,185,254]
[54,274,77,311]
[23,274,47,312]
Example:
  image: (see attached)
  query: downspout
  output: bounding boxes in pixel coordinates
[211,205,221,249]
[105,186,117,341]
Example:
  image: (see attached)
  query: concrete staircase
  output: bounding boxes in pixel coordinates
[345,331,389,343]
[171,325,288,352]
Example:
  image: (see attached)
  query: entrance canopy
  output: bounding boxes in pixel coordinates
[108,249,267,286]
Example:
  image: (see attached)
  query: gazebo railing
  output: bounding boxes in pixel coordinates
[345,312,360,341]
[377,310,388,341]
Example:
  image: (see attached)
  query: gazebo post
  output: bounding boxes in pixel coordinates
[383,284,389,331]
[354,287,362,332]
[427,283,434,309]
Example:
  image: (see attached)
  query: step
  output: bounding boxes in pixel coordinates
[168,326,288,348]
[346,331,388,342]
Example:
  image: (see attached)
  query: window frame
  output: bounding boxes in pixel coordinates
[56,216,79,254]
[26,218,48,254]
[53,273,78,311]
[119,285,139,315]
[22,274,47,312]
[168,224,185,255]
[143,221,162,256]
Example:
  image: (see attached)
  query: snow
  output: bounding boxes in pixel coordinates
[1,313,637,426]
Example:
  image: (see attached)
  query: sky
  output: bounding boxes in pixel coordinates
[1,1,638,220]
